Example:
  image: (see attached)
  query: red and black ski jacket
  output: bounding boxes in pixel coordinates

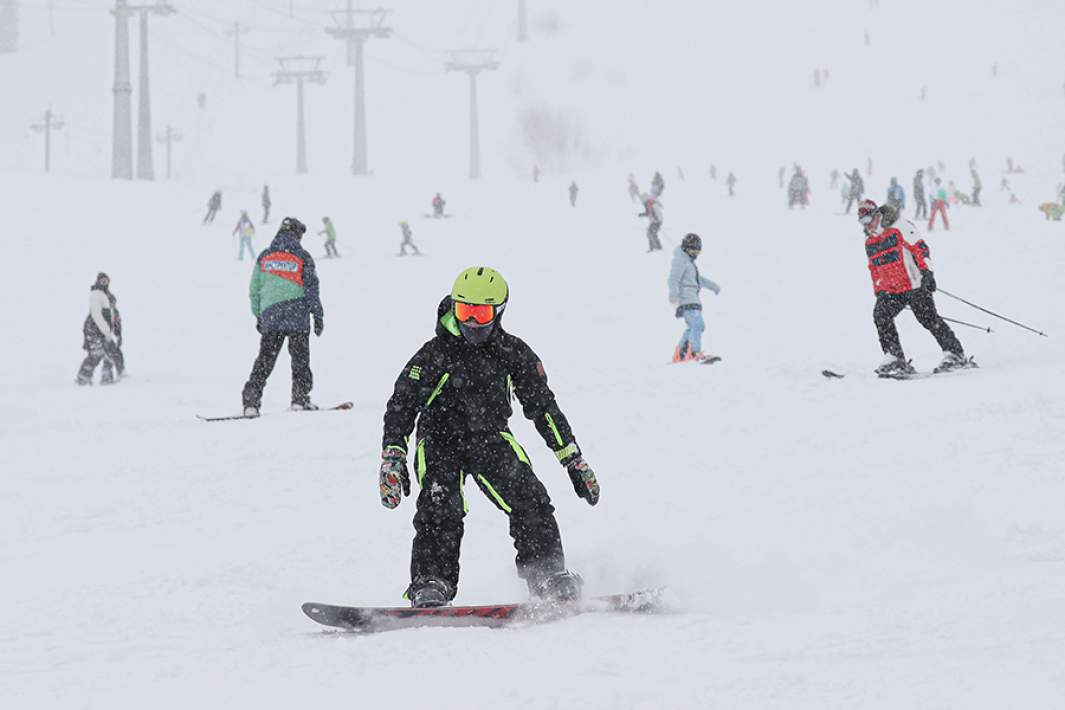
[865,227,930,295]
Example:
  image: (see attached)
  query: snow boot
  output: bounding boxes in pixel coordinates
[290,400,319,411]
[529,570,584,603]
[243,406,260,418]
[933,351,972,374]
[408,578,454,608]
[76,375,92,386]
[875,354,914,376]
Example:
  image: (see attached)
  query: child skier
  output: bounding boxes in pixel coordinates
[233,210,256,260]
[319,217,339,258]
[858,200,968,375]
[398,220,421,256]
[668,233,721,363]
[638,194,664,252]
[378,267,600,608]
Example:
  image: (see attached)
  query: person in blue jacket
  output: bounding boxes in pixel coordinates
[668,233,721,362]
[886,177,906,212]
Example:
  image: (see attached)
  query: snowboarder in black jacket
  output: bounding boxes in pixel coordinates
[378,267,600,608]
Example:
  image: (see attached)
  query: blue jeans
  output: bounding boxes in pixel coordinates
[679,309,705,354]
[239,237,255,260]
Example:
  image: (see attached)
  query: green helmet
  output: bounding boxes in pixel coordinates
[451,267,508,306]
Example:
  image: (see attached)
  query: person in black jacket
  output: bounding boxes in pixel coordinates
[378,267,600,608]
[76,272,124,385]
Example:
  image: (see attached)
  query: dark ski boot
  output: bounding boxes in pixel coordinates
[875,355,915,377]
[408,578,454,608]
[529,570,584,603]
[933,351,974,374]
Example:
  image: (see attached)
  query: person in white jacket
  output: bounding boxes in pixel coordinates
[76,273,125,385]
[668,233,721,362]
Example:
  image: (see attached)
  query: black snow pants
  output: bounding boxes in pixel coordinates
[408,432,565,600]
[646,221,663,251]
[913,196,928,220]
[874,289,963,359]
[241,331,313,408]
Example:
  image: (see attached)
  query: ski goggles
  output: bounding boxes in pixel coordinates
[454,301,497,325]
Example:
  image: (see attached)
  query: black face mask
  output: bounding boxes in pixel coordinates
[459,320,496,346]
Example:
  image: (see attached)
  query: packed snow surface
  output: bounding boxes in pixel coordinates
[3,1,1065,708]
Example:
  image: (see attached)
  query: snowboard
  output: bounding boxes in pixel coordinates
[670,355,722,366]
[301,588,664,633]
[197,401,354,422]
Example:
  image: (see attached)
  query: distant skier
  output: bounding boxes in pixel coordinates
[431,193,446,218]
[787,167,810,208]
[970,168,982,206]
[928,178,949,231]
[677,167,685,181]
[886,177,906,212]
[842,169,864,214]
[709,164,717,181]
[76,272,125,386]
[830,168,840,189]
[233,210,256,261]
[650,171,665,198]
[203,190,222,224]
[377,266,599,607]
[261,185,271,224]
[668,233,720,363]
[241,217,323,416]
[319,216,339,258]
[912,169,928,220]
[568,181,579,207]
[532,165,540,184]
[858,200,967,375]
[627,173,640,202]
[638,193,664,252]
[726,172,736,197]
[398,220,421,256]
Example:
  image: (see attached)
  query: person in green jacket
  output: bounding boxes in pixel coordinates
[319,217,339,258]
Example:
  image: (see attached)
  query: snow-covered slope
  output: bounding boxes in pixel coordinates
[3,1,1065,708]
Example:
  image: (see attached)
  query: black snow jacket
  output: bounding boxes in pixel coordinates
[382,297,580,463]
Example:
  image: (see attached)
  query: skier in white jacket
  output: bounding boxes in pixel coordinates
[76,272,125,385]
[668,233,720,362]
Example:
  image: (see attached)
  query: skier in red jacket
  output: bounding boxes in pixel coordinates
[859,200,968,375]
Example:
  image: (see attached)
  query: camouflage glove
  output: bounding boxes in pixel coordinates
[379,447,410,509]
[564,456,600,506]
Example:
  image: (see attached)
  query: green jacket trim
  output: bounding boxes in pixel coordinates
[476,474,512,514]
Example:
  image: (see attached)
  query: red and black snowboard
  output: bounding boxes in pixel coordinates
[301,588,664,633]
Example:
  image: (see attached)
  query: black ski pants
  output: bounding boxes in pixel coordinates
[913,196,928,220]
[646,221,663,251]
[874,289,963,359]
[241,331,313,408]
[409,432,565,600]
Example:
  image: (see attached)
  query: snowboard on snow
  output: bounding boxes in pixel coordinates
[197,401,354,422]
[671,355,722,366]
[301,588,665,633]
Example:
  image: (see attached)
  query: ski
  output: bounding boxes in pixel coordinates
[197,401,354,422]
[824,357,979,380]
[301,588,664,633]
[822,369,845,378]
[699,355,722,365]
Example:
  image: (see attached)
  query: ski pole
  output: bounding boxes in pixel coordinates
[942,316,992,333]
[938,288,1048,337]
